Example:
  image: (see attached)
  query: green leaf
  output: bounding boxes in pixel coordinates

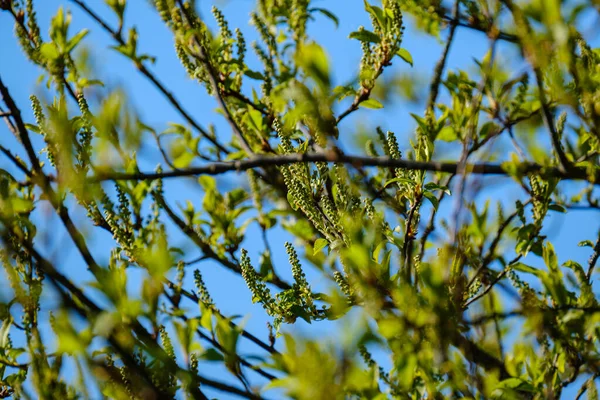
[333,85,356,101]
[479,121,498,139]
[313,238,328,255]
[436,126,457,142]
[578,240,594,248]
[287,192,299,210]
[410,113,429,135]
[383,177,416,188]
[40,43,60,60]
[199,348,225,362]
[543,242,559,273]
[25,123,41,134]
[348,30,381,44]
[295,42,331,90]
[244,69,266,80]
[423,191,439,211]
[310,8,339,27]
[360,98,384,109]
[396,49,413,67]
[66,29,89,52]
[513,262,542,276]
[10,198,34,214]
[0,317,11,348]
[424,182,451,195]
[548,204,566,213]
[364,1,387,29]
[173,151,195,169]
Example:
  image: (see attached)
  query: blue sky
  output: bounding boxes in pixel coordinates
[1,1,599,399]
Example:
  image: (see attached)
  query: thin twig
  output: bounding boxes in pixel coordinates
[427,0,460,112]
[464,254,523,309]
[586,232,600,282]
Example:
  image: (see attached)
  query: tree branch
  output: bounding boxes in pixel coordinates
[91,153,600,183]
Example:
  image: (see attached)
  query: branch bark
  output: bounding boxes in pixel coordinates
[91,153,600,184]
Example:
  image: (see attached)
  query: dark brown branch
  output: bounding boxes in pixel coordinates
[0,144,32,178]
[91,153,600,183]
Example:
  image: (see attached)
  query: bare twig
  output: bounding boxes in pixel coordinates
[427,0,460,112]
[586,232,600,282]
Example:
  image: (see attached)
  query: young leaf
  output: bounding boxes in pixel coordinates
[349,30,381,44]
[396,49,413,67]
[360,98,384,109]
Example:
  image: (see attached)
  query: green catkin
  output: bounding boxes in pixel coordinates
[555,111,567,139]
[154,0,171,24]
[376,127,390,156]
[321,193,343,235]
[236,28,246,64]
[240,249,278,315]
[290,0,309,42]
[159,325,176,361]
[193,269,215,307]
[334,271,353,298]
[234,28,246,89]
[175,43,196,79]
[76,92,93,152]
[386,131,406,180]
[30,95,58,167]
[274,119,293,154]
[26,0,42,48]
[251,13,276,56]
[212,6,233,59]
[285,242,316,313]
[253,42,274,94]
[365,139,378,157]
[247,170,264,219]
[119,366,134,399]
[174,260,185,291]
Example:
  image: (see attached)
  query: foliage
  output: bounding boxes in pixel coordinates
[0,0,599,399]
